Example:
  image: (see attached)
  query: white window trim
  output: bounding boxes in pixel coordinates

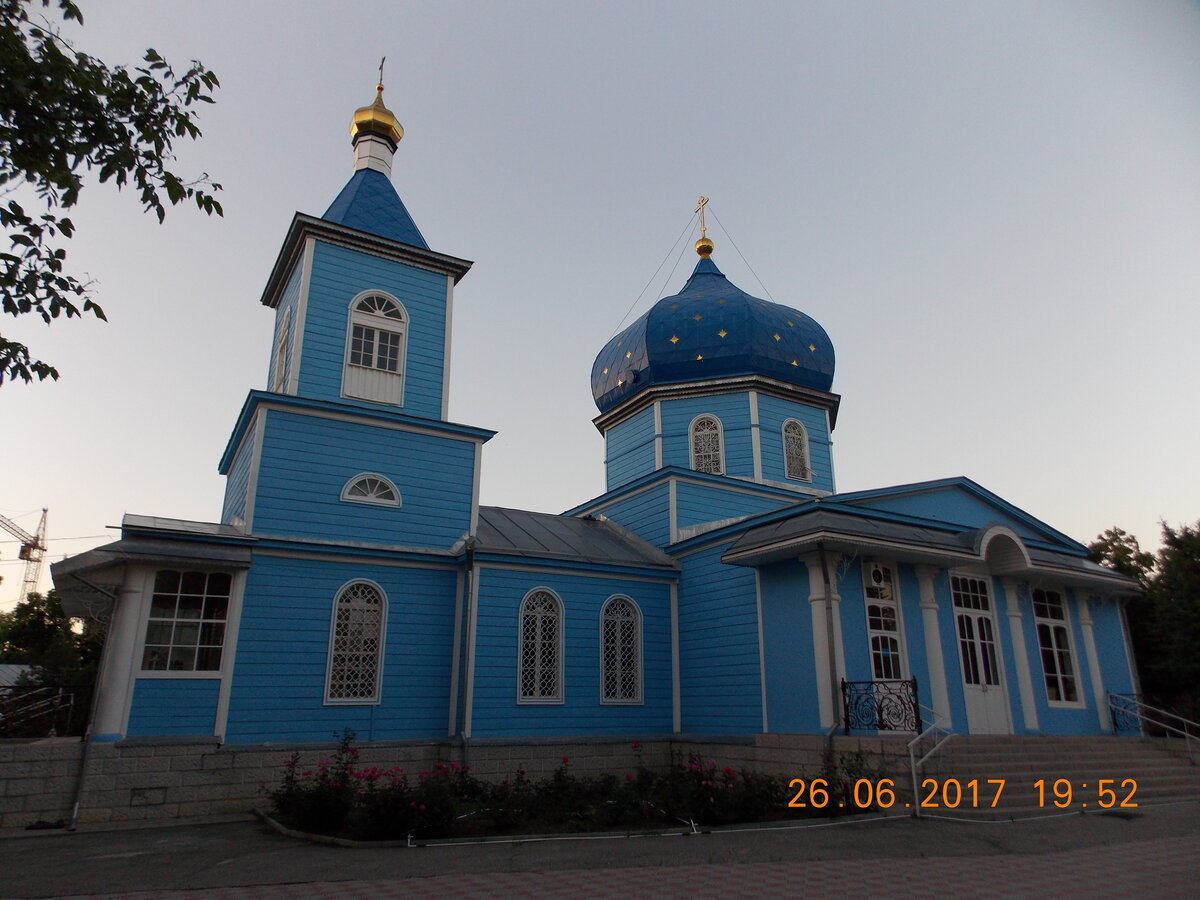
[340,289,409,407]
[862,561,908,681]
[138,568,233,677]
[324,579,388,706]
[339,472,402,507]
[689,414,725,475]
[599,595,644,706]
[517,587,565,705]
[272,307,291,393]
[1032,587,1086,709]
[782,417,813,482]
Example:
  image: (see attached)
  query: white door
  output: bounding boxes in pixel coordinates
[951,575,1011,734]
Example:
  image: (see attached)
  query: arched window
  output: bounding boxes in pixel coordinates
[690,415,724,475]
[340,473,400,507]
[600,596,642,704]
[343,292,407,405]
[326,581,386,703]
[783,419,811,480]
[518,589,563,703]
[271,308,291,393]
[863,563,905,680]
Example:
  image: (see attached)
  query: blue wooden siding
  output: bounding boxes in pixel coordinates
[267,261,303,392]
[674,480,795,531]
[220,415,257,526]
[660,394,753,477]
[676,545,762,733]
[755,394,833,492]
[592,484,671,547]
[852,490,1048,544]
[252,409,475,547]
[1090,596,1136,699]
[605,406,656,491]
[224,555,458,742]
[758,560,821,733]
[469,567,673,737]
[296,241,448,419]
[127,679,219,737]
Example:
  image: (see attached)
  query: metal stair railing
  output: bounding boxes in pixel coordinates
[0,686,76,738]
[1108,692,1199,764]
[907,704,953,819]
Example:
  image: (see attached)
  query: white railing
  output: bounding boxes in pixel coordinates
[907,704,953,818]
[1108,693,1199,765]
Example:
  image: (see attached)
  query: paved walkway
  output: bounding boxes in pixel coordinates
[2,803,1198,898]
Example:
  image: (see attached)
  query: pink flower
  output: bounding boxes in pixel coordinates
[625,774,634,781]
[419,804,426,812]
[631,741,642,751]
[562,756,570,764]
[300,771,313,777]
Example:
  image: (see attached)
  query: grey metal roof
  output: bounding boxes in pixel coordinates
[476,507,676,571]
[121,515,249,539]
[0,664,31,686]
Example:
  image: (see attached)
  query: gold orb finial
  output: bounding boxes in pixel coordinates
[350,59,403,148]
[694,195,714,256]
[695,236,714,257]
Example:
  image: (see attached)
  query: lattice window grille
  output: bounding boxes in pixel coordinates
[348,295,405,372]
[691,416,723,474]
[601,597,641,703]
[783,419,811,480]
[327,582,384,702]
[519,591,562,702]
[142,570,231,672]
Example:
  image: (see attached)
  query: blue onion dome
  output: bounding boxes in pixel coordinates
[591,255,836,413]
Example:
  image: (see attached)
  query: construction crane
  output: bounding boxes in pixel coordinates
[0,508,48,604]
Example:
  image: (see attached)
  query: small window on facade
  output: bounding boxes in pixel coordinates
[343,293,407,405]
[864,563,903,680]
[601,596,642,704]
[783,419,811,480]
[690,415,724,475]
[326,581,386,703]
[519,589,563,703]
[1032,588,1079,704]
[340,473,400,507]
[271,308,291,393]
[952,575,1001,687]
[142,570,231,672]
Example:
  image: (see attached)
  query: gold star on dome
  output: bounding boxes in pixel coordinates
[693,314,703,322]
[718,329,728,338]
[625,351,632,359]
[602,367,609,375]
[669,335,679,344]
[670,304,679,310]
[773,333,782,341]
[696,354,704,361]
[717,299,726,305]
[808,343,816,352]
[787,321,794,327]
[617,378,624,386]
[791,360,799,367]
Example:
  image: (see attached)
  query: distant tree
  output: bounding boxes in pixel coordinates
[1092,522,1200,718]
[0,589,102,686]
[0,0,222,385]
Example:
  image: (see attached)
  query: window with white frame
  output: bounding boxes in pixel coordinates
[1032,588,1080,704]
[142,570,231,672]
[601,596,642,703]
[783,419,812,480]
[340,473,400,507]
[951,575,1001,686]
[343,293,407,405]
[690,415,724,475]
[272,308,291,392]
[326,581,386,703]
[864,563,904,680]
[519,589,563,703]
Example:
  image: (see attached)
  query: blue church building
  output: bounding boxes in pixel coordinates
[54,85,1138,747]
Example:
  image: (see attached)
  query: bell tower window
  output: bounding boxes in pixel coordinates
[783,419,812,480]
[690,415,724,475]
[343,292,407,405]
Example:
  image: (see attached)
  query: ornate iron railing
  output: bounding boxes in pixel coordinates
[842,678,922,735]
[1108,692,1199,764]
[0,686,78,738]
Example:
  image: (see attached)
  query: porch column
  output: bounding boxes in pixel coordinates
[804,554,846,730]
[91,569,148,741]
[1001,577,1039,733]
[916,566,952,729]
[1077,595,1110,732]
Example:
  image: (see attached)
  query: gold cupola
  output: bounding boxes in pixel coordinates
[350,83,404,150]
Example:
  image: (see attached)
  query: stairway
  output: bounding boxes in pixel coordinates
[909,735,1199,819]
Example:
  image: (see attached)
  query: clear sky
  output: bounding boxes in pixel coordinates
[3,0,1199,609]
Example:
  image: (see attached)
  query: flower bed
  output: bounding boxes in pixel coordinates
[268,731,872,841]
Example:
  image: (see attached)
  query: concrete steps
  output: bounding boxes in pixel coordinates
[904,735,1199,819]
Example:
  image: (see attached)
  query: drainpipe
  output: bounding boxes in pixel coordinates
[64,574,120,832]
[456,539,477,771]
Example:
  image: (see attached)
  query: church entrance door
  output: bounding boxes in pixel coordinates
[951,574,1011,734]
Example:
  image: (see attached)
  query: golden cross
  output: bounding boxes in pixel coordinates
[377,56,386,91]
[695,196,709,238]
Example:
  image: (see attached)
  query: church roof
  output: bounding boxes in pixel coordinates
[322,167,428,249]
[591,256,835,414]
[477,506,677,571]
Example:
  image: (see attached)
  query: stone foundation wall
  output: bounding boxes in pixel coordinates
[0,733,914,830]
